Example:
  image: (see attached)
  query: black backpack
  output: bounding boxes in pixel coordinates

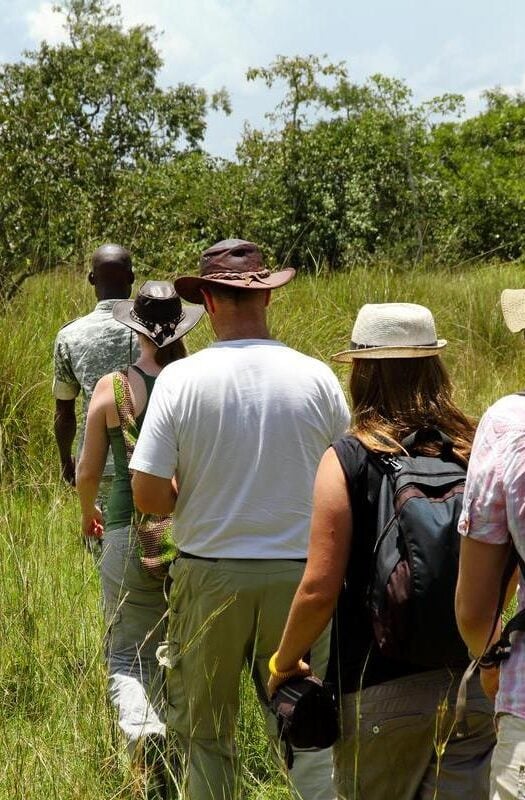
[366,427,468,669]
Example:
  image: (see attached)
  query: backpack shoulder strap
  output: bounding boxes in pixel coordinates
[479,547,525,665]
[363,448,401,503]
[364,448,399,476]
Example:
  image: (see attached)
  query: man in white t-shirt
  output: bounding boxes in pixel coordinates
[130,239,350,800]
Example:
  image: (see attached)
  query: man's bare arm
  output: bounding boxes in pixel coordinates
[54,399,76,485]
[132,471,178,516]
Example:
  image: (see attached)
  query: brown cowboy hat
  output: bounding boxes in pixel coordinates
[174,239,296,304]
[113,280,204,347]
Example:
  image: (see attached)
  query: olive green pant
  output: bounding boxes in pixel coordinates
[161,557,336,800]
[334,668,496,800]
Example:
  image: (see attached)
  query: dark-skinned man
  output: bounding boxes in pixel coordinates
[53,244,137,542]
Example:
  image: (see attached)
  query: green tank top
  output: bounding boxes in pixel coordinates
[105,367,157,532]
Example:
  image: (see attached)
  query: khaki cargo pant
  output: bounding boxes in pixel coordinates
[334,668,496,800]
[160,556,336,800]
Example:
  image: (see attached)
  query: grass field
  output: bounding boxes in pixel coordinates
[1,259,523,799]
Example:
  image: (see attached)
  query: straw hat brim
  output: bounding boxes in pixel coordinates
[113,300,204,346]
[331,340,448,362]
[175,268,296,304]
[501,289,525,333]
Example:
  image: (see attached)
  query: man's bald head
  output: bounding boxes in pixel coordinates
[89,243,134,300]
[91,243,132,272]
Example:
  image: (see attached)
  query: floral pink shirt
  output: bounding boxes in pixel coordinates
[459,393,525,719]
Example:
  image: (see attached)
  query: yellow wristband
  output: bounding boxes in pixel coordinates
[268,652,302,680]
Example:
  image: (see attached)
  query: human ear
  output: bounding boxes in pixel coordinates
[201,288,215,314]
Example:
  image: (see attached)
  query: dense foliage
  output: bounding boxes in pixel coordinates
[0,2,524,295]
[237,59,525,268]
[0,0,230,294]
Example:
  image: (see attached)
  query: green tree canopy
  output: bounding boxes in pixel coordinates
[239,56,466,268]
[0,0,230,295]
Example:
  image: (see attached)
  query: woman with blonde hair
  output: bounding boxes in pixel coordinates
[268,303,495,799]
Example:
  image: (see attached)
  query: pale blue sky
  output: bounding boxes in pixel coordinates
[1,0,524,157]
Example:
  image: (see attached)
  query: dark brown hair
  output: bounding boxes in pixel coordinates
[349,356,476,465]
[154,338,187,368]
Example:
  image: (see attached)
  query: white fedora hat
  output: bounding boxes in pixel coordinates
[332,303,447,362]
[501,289,525,333]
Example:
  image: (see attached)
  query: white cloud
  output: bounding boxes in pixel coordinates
[501,72,525,97]
[119,0,298,93]
[460,76,525,120]
[15,0,525,157]
[410,37,517,99]
[26,2,67,45]
[349,46,402,82]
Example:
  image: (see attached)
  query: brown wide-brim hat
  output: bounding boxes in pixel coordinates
[501,289,525,333]
[113,280,204,347]
[174,239,296,304]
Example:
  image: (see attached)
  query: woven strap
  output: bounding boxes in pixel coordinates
[113,370,176,578]
[113,369,139,457]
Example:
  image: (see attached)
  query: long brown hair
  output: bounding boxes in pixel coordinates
[349,356,476,465]
[154,338,187,368]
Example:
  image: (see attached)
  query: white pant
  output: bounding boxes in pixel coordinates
[491,714,525,800]
[100,526,168,756]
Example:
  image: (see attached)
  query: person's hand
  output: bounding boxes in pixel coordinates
[267,658,311,698]
[82,506,104,539]
[480,665,500,701]
[61,456,76,486]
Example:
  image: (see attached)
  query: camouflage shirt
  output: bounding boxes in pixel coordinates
[52,299,139,476]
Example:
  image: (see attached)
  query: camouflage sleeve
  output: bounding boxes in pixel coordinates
[52,334,80,400]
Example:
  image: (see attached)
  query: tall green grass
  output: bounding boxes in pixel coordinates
[1,261,523,798]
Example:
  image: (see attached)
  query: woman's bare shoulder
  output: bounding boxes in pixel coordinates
[87,373,119,421]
